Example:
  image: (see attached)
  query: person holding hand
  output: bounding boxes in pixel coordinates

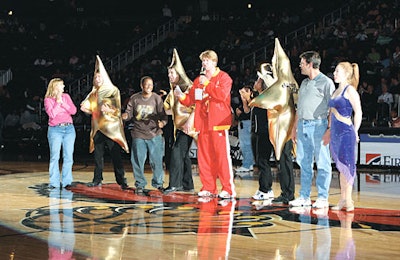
[44,78,77,189]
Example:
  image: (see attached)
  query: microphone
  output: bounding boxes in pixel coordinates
[200,66,206,76]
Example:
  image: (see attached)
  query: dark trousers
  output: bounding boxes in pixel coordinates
[93,131,127,185]
[251,133,273,193]
[168,130,194,190]
[277,140,295,200]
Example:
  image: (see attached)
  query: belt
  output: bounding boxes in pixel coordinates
[56,123,73,127]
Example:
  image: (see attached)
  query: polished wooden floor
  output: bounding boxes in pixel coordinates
[0,149,399,260]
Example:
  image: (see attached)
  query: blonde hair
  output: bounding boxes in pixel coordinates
[199,50,218,63]
[338,61,360,90]
[45,78,64,98]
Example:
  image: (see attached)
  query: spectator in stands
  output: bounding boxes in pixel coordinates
[162,4,172,18]
[4,109,20,128]
[390,108,400,128]
[392,45,400,67]
[44,78,77,189]
[389,75,400,108]
[19,107,41,130]
[361,83,377,123]
[330,61,362,212]
[375,82,393,126]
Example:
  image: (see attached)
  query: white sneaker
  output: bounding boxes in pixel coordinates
[198,190,213,197]
[252,190,274,200]
[235,166,250,172]
[198,197,213,203]
[289,206,311,215]
[249,165,254,171]
[252,200,272,210]
[289,197,312,207]
[218,190,232,199]
[312,198,329,208]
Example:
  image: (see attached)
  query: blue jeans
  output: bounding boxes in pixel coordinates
[296,119,332,199]
[131,135,165,189]
[238,120,254,169]
[47,124,76,188]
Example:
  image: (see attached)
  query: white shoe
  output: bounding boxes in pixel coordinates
[289,206,311,215]
[218,190,232,199]
[249,165,254,171]
[198,197,213,203]
[235,166,250,172]
[289,197,312,207]
[252,190,274,200]
[252,200,272,210]
[312,198,329,208]
[198,190,213,197]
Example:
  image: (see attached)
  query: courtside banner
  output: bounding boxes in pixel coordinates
[359,134,400,166]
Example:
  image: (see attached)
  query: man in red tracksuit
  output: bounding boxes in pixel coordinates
[174,49,235,199]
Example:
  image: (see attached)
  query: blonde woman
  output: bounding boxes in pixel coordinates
[329,62,362,211]
[44,78,77,189]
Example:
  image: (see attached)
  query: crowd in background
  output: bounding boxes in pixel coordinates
[1,0,400,152]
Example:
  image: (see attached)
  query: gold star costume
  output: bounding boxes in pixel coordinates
[249,38,298,160]
[80,55,129,153]
[163,48,198,139]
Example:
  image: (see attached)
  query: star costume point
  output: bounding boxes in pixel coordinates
[81,55,129,153]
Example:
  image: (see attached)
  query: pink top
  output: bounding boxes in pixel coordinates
[44,93,77,126]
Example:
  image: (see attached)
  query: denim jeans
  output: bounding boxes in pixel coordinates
[47,124,76,188]
[131,134,165,188]
[238,120,254,169]
[296,119,332,199]
[48,189,75,252]
[296,213,331,260]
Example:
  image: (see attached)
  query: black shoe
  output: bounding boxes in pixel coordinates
[64,184,73,189]
[157,186,165,192]
[163,186,183,194]
[87,181,102,187]
[120,183,129,190]
[183,188,194,193]
[272,195,289,204]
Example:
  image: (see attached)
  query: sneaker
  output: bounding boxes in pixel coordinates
[218,190,232,199]
[235,166,250,172]
[312,207,329,218]
[198,190,213,197]
[235,171,252,178]
[252,200,272,210]
[289,197,312,207]
[198,197,213,203]
[252,190,274,200]
[312,198,329,208]
[289,206,311,215]
[249,165,254,171]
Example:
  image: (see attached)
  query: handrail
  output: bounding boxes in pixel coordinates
[240,5,351,70]
[0,69,13,86]
[67,19,178,97]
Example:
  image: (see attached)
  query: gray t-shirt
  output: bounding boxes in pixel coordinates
[297,73,335,120]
